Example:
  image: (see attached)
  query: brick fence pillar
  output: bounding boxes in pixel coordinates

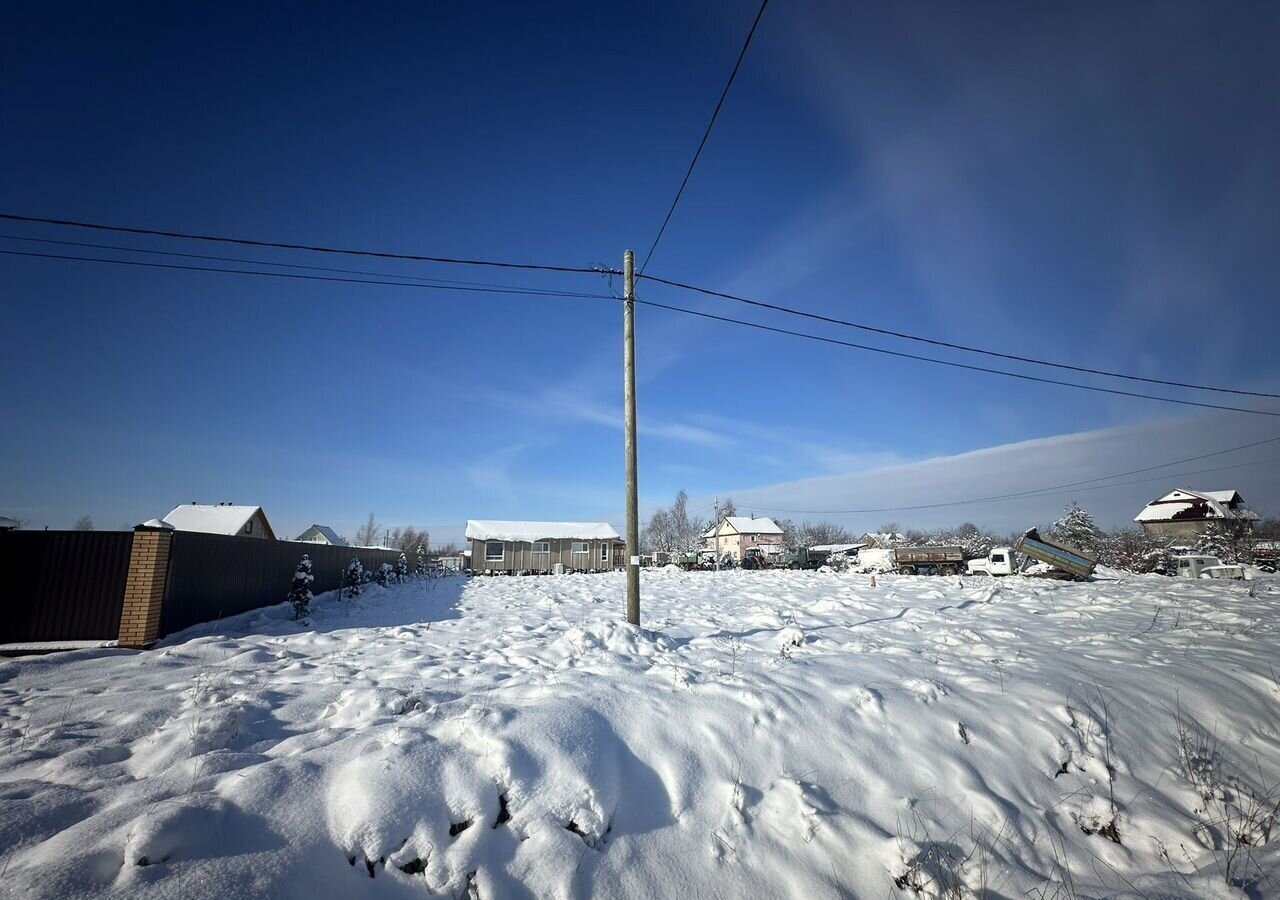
[118,526,173,649]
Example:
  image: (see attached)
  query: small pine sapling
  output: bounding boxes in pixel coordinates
[343,557,363,598]
[416,544,427,578]
[288,553,314,619]
[397,552,409,584]
[375,561,394,586]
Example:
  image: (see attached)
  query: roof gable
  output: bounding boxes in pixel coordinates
[1134,488,1256,523]
[163,504,275,538]
[296,524,347,546]
[704,516,784,537]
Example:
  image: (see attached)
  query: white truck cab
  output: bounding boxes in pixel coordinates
[966,547,1017,576]
[1173,555,1247,580]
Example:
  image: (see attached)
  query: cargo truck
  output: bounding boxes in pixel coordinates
[893,545,965,576]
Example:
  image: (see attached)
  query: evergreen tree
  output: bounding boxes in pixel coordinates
[288,554,314,619]
[343,557,363,598]
[416,544,428,578]
[1051,502,1102,552]
[397,552,409,583]
[375,561,394,586]
[1194,523,1236,562]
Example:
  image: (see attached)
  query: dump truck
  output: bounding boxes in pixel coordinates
[1014,529,1099,580]
[893,545,965,576]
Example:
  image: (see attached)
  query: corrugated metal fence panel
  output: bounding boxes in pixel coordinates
[0,530,134,642]
[160,534,405,637]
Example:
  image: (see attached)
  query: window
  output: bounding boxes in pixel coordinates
[1178,559,1190,568]
[992,553,1005,563]
[245,520,253,534]
[532,542,550,554]
[485,542,505,561]
[572,542,588,554]
[601,544,610,562]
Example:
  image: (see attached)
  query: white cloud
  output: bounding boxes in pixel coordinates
[705,413,1280,533]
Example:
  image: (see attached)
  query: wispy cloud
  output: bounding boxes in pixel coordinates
[706,413,1280,532]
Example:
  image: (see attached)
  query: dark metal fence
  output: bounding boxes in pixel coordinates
[161,534,405,636]
[0,530,134,643]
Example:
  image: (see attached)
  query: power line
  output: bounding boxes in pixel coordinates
[738,455,1280,516]
[638,0,770,274]
[634,296,1280,417]
[0,249,617,302]
[0,234,609,296]
[0,212,620,276]
[638,273,1280,400]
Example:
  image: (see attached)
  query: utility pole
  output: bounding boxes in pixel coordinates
[714,497,720,573]
[623,249,640,625]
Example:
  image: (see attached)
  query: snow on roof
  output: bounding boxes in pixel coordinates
[1134,488,1258,524]
[162,503,271,537]
[703,516,784,537]
[296,524,347,546]
[465,521,621,542]
[0,516,19,530]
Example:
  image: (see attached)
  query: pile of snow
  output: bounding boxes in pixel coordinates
[1,571,1277,898]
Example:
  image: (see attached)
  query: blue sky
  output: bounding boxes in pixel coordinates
[2,1,1278,545]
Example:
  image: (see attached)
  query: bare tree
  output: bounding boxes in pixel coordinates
[355,513,380,547]
[642,490,707,552]
[73,515,94,531]
[720,497,737,519]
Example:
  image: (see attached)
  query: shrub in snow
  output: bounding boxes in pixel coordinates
[1100,528,1171,574]
[397,552,409,584]
[375,562,394,586]
[1052,502,1102,553]
[343,557,363,598]
[288,553,314,619]
[416,544,427,578]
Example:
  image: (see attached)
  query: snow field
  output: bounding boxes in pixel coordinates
[1,570,1278,898]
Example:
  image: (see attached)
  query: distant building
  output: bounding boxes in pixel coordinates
[161,503,276,540]
[1134,488,1258,540]
[703,516,784,563]
[465,520,624,574]
[295,524,347,546]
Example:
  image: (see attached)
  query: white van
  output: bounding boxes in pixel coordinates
[1173,555,1247,580]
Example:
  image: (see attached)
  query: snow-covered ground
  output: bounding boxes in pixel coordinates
[3,570,1278,899]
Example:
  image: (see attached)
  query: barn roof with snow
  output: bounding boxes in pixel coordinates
[162,503,277,539]
[1133,488,1259,525]
[464,521,621,542]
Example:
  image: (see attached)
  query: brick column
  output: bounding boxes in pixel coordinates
[118,527,173,649]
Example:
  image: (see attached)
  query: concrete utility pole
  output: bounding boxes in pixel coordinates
[623,249,640,625]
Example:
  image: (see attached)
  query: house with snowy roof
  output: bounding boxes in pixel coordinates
[702,515,785,563]
[465,521,625,574]
[1134,489,1258,540]
[161,503,277,540]
[295,524,347,546]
